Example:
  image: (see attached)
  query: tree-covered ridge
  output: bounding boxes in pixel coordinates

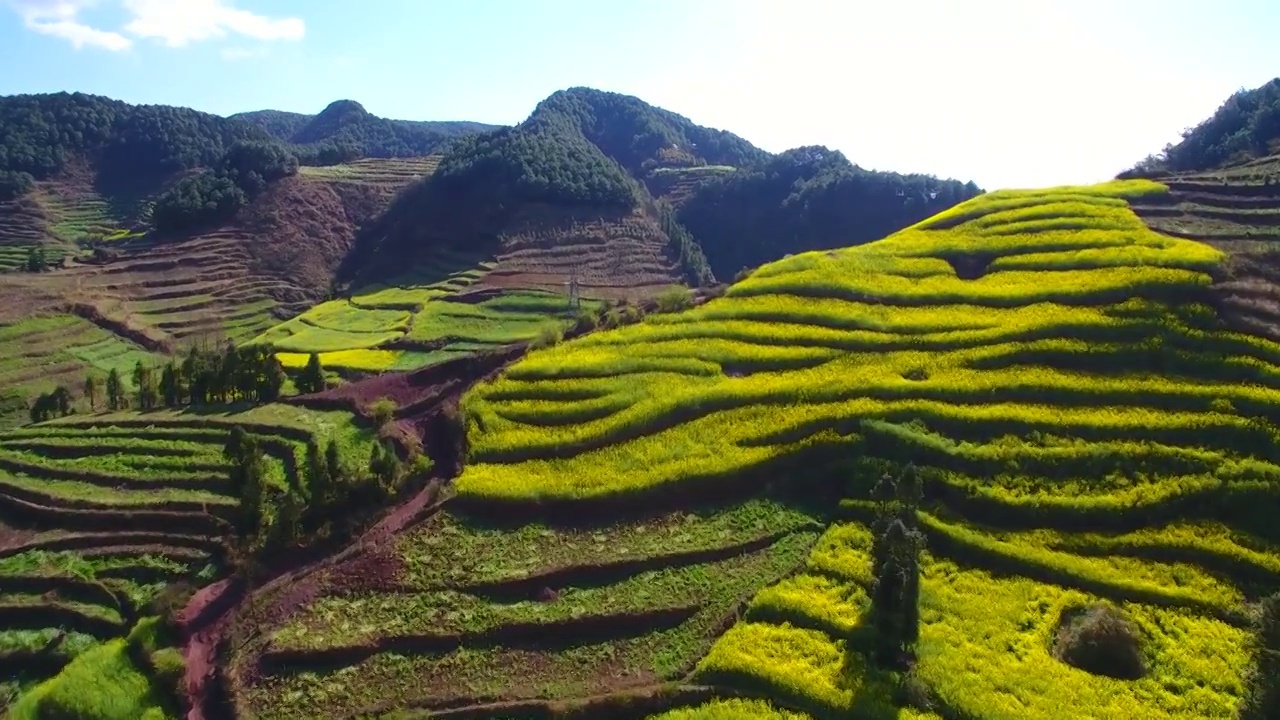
[534,87,769,173]
[0,91,272,183]
[432,87,773,209]
[678,146,984,279]
[433,122,640,207]
[1129,77,1280,174]
[232,100,498,162]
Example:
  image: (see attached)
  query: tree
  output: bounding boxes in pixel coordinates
[324,440,342,488]
[50,386,72,417]
[305,440,332,509]
[24,246,46,273]
[105,368,125,411]
[298,353,326,395]
[869,464,926,665]
[83,374,97,412]
[1240,592,1280,720]
[223,426,267,537]
[369,397,396,429]
[159,362,179,408]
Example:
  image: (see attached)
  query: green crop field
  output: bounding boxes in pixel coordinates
[0,401,382,711]
[0,315,167,430]
[253,253,599,374]
[296,156,442,185]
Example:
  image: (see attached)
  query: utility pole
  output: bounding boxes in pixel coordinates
[567,264,581,311]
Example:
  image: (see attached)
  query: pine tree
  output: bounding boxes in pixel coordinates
[83,375,97,412]
[50,386,72,417]
[160,362,179,408]
[325,440,342,488]
[300,353,325,394]
[105,368,124,410]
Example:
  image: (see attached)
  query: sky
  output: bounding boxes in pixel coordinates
[1,0,1277,190]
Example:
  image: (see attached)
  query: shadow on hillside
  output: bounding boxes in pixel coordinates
[91,167,172,230]
[449,440,855,531]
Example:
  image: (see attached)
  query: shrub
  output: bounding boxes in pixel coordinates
[1239,592,1280,720]
[575,308,600,332]
[369,397,396,428]
[146,582,195,633]
[657,285,695,313]
[601,308,623,329]
[531,324,563,349]
[1051,603,1147,680]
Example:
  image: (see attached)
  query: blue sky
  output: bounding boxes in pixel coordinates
[1,0,1277,190]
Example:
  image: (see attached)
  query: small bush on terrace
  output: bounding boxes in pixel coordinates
[531,324,563,349]
[1051,603,1147,680]
[369,397,396,428]
[657,285,695,313]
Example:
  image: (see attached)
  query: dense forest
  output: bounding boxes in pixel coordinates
[533,87,768,173]
[1127,77,1280,174]
[677,147,984,279]
[233,100,497,162]
[432,87,768,209]
[0,92,272,189]
[150,139,300,233]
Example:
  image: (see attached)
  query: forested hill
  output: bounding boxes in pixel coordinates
[341,86,982,286]
[678,146,983,279]
[232,100,498,161]
[1128,76,1280,175]
[0,91,272,198]
[427,86,766,208]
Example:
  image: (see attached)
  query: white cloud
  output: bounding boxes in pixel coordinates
[8,0,304,51]
[219,45,261,60]
[10,0,132,50]
[122,0,304,47]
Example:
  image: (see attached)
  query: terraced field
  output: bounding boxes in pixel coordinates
[297,156,442,186]
[215,177,1280,719]
[0,403,379,709]
[644,166,737,208]
[0,315,164,429]
[475,207,692,301]
[257,250,602,374]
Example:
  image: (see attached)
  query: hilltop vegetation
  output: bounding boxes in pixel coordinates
[233,99,497,162]
[1130,77,1280,175]
[677,146,983,279]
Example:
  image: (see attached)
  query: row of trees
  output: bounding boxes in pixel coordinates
[77,344,286,416]
[222,425,418,556]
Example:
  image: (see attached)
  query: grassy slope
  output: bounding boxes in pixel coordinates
[439,178,1271,719]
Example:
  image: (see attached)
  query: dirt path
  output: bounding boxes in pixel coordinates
[175,478,449,720]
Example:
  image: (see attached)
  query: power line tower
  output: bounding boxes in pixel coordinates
[566,264,581,311]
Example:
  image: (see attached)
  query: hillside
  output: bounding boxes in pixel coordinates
[201,177,1279,719]
[1128,77,1280,175]
[232,100,498,162]
[340,87,979,293]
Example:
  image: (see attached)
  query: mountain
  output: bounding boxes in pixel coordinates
[342,86,981,289]
[233,100,499,161]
